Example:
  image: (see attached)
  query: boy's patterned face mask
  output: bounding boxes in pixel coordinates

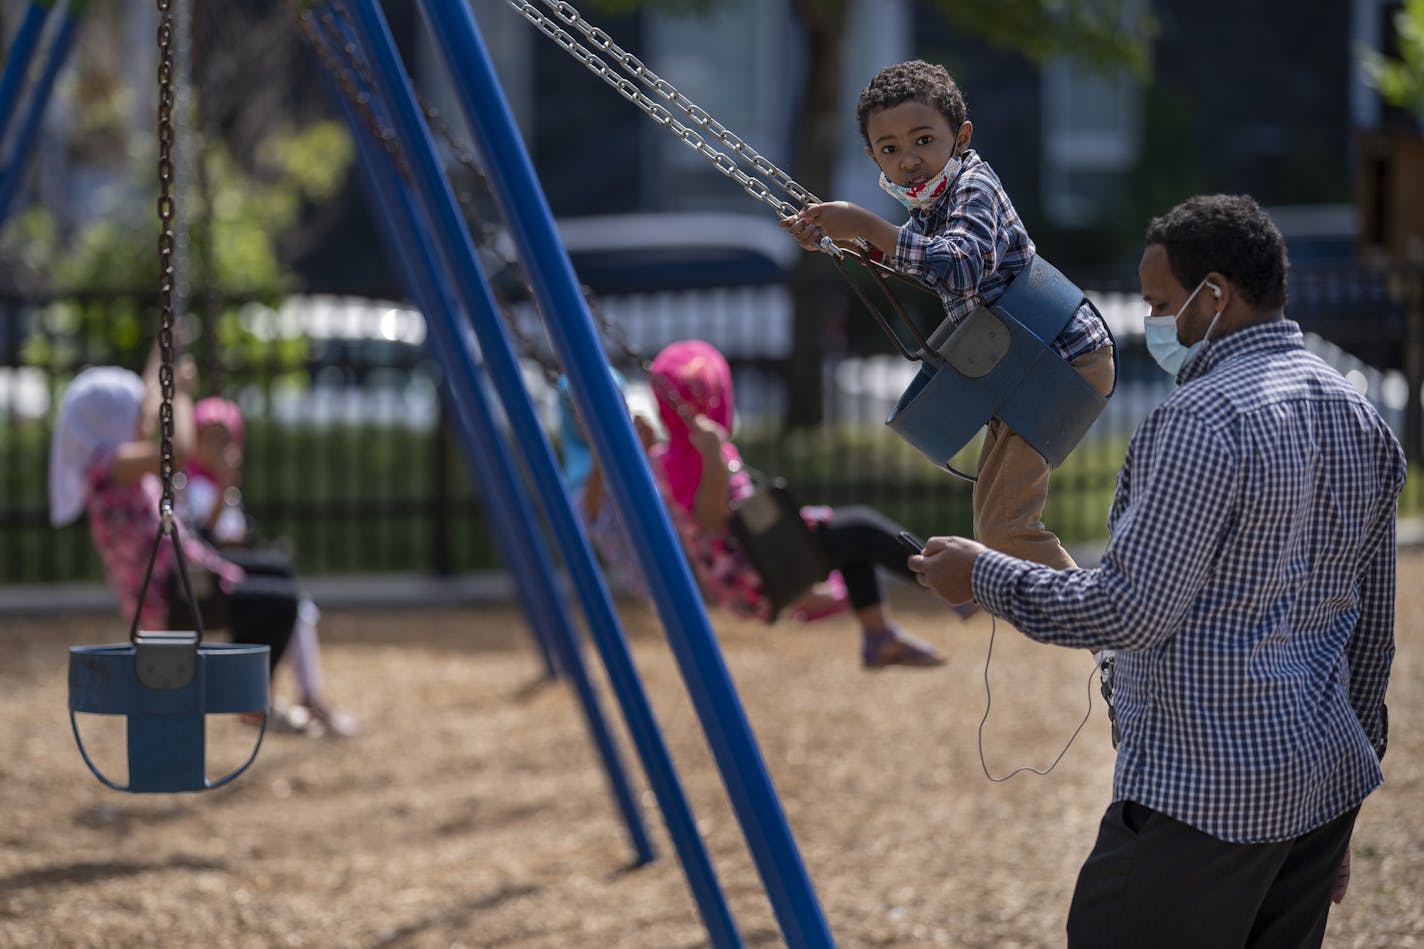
[878,152,962,212]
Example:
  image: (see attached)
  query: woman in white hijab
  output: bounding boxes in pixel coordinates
[48,352,294,678]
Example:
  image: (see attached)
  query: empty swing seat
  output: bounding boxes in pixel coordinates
[886,256,1110,473]
[68,634,270,793]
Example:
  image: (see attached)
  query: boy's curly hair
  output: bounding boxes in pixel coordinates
[856,60,967,144]
[1145,194,1289,311]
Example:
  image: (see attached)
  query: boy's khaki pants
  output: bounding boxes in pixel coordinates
[972,345,1116,569]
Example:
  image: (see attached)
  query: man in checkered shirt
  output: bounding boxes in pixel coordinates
[909,194,1405,948]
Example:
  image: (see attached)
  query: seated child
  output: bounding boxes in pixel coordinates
[646,339,946,669]
[558,369,852,622]
[180,396,357,737]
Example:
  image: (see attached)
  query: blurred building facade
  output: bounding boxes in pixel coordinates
[2,0,1412,288]
[471,0,1408,281]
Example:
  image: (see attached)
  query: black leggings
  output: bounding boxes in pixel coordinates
[166,558,297,676]
[220,546,300,582]
[809,505,916,610]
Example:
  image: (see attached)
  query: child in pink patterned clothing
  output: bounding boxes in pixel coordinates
[48,355,295,680]
[648,339,945,669]
[559,371,850,622]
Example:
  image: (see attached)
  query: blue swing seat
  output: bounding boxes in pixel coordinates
[68,635,270,793]
[886,255,1111,475]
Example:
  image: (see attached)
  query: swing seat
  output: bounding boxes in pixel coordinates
[68,634,270,793]
[886,256,1109,474]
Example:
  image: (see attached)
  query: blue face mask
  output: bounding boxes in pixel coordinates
[1144,279,1221,377]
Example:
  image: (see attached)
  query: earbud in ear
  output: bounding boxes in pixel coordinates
[1207,281,1222,299]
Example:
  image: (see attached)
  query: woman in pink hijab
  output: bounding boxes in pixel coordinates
[647,340,944,668]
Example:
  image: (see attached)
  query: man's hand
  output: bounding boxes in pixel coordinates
[909,535,986,606]
[1331,847,1351,904]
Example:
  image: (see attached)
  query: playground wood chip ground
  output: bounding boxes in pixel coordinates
[2,553,1421,948]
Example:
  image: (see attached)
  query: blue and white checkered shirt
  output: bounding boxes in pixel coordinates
[972,319,1405,843]
[888,149,1111,362]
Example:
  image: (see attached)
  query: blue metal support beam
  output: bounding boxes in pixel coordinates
[0,1,82,228]
[0,1,55,155]
[416,3,834,947]
[332,74,658,866]
[339,4,741,945]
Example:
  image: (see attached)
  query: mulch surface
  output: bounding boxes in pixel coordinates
[2,553,1422,948]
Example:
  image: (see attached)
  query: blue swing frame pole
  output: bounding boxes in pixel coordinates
[330,75,658,867]
[302,7,558,688]
[0,0,82,228]
[340,5,741,946]
[0,0,55,154]
[417,4,835,947]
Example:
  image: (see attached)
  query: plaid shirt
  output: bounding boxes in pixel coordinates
[972,320,1405,843]
[888,149,1110,362]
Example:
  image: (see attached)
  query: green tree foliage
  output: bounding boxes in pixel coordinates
[5,120,354,373]
[36,121,353,294]
[926,0,1152,78]
[1362,0,1424,121]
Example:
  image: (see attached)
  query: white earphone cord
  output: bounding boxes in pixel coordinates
[977,615,1102,782]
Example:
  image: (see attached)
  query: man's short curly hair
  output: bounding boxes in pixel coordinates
[1145,194,1289,311]
[856,60,967,144]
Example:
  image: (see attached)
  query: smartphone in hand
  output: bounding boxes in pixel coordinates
[897,530,926,554]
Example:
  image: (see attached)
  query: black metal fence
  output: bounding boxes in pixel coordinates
[3,263,1420,586]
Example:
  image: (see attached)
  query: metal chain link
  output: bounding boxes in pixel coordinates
[305,1,626,381]
[413,93,648,379]
[528,0,818,206]
[291,0,413,181]
[507,0,814,221]
[291,1,572,381]
[300,0,796,381]
[155,0,179,530]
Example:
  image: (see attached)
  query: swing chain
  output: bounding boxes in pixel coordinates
[533,0,817,206]
[292,0,413,182]
[514,0,955,352]
[294,0,567,381]
[428,107,649,379]
[506,0,818,226]
[409,90,638,382]
[156,0,179,530]
[300,0,717,381]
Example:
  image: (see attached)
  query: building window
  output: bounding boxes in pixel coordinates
[1040,57,1141,227]
[644,0,795,211]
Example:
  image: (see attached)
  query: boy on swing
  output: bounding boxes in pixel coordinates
[783,59,1116,575]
